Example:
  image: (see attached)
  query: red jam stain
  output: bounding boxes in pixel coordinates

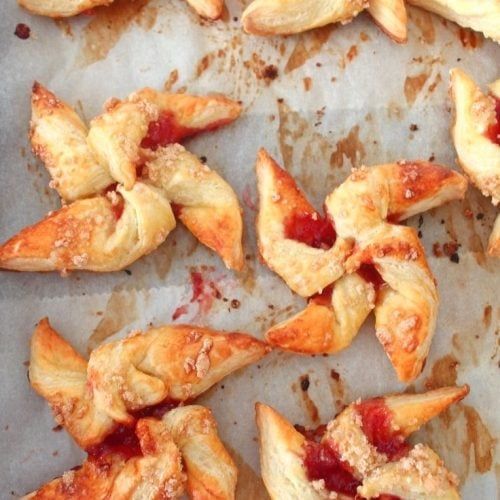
[130,398,179,420]
[14,23,31,39]
[171,202,183,218]
[172,304,189,321]
[485,97,500,146]
[87,425,141,462]
[355,398,409,460]
[357,263,385,292]
[141,112,195,150]
[303,441,360,496]
[310,285,333,306]
[284,211,336,249]
[295,423,327,442]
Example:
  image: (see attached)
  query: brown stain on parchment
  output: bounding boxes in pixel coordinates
[87,289,138,353]
[79,0,156,66]
[292,376,320,424]
[163,69,179,91]
[425,354,459,389]
[408,7,435,44]
[483,305,492,329]
[229,447,270,499]
[327,367,346,408]
[329,125,365,169]
[458,28,484,50]
[53,19,73,37]
[404,71,431,105]
[277,101,308,171]
[462,405,495,473]
[150,237,177,280]
[285,25,334,74]
[243,53,279,85]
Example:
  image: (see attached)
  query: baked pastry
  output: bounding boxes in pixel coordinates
[24,405,237,499]
[450,68,500,257]
[256,149,467,381]
[407,0,500,44]
[0,83,244,272]
[18,0,224,20]
[256,385,468,499]
[29,318,270,448]
[242,0,408,42]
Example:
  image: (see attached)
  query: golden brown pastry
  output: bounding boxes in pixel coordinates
[241,0,408,42]
[450,68,500,257]
[24,405,238,499]
[0,83,244,272]
[256,149,467,382]
[29,318,270,448]
[407,0,500,43]
[256,385,468,499]
[18,0,224,20]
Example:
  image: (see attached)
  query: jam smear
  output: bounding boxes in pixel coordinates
[284,211,336,249]
[130,398,179,420]
[357,263,385,292]
[87,425,141,462]
[140,112,197,150]
[485,97,500,146]
[303,441,360,496]
[171,202,183,218]
[355,398,409,460]
[310,285,333,307]
[295,423,327,442]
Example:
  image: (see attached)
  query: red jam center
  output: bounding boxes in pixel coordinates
[355,399,409,460]
[357,263,386,292]
[303,441,360,496]
[310,285,333,306]
[485,97,500,145]
[284,211,336,249]
[140,112,197,150]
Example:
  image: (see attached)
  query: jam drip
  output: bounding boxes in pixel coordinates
[485,97,500,146]
[303,441,360,496]
[355,399,409,461]
[357,263,385,292]
[284,211,336,249]
[140,112,197,150]
[86,399,180,462]
[309,285,333,307]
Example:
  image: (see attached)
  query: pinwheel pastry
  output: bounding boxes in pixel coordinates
[256,149,467,382]
[407,0,500,44]
[18,0,224,21]
[0,83,244,273]
[242,0,408,43]
[24,318,271,499]
[450,68,500,257]
[256,385,469,499]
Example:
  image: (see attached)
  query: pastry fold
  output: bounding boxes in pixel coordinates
[256,150,467,381]
[256,386,468,500]
[29,318,270,448]
[450,68,500,258]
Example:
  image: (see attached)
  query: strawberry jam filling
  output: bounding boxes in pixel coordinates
[485,97,500,145]
[284,211,336,249]
[357,263,386,292]
[355,398,409,460]
[86,399,179,461]
[310,285,333,306]
[303,440,360,496]
[140,112,197,150]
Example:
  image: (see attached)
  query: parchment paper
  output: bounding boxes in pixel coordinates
[0,0,498,497]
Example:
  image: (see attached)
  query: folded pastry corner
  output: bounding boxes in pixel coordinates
[256,386,468,500]
[450,68,500,258]
[256,150,467,382]
[367,0,408,44]
[29,318,270,448]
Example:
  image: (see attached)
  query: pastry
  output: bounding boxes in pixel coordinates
[256,385,468,499]
[450,68,500,257]
[18,0,224,20]
[24,405,237,499]
[29,318,270,448]
[0,83,244,272]
[242,0,408,42]
[256,149,467,381]
[407,0,500,44]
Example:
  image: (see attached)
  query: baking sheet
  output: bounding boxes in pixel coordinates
[0,0,499,497]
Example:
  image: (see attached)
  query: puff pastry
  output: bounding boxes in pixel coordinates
[24,405,237,499]
[242,0,408,42]
[256,385,468,499]
[256,149,467,381]
[29,318,270,448]
[0,83,244,272]
[407,0,500,44]
[450,68,500,257]
[18,0,224,20]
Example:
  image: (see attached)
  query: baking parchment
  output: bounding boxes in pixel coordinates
[0,0,499,497]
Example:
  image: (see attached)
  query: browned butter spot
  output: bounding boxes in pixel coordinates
[329,125,365,169]
[408,6,435,44]
[404,71,431,105]
[463,405,495,473]
[425,354,459,389]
